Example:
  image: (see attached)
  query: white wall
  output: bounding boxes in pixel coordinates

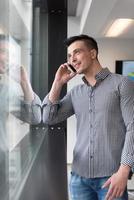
[67,37,134,163]
[68,17,80,37]
[98,38,134,72]
[12,0,32,32]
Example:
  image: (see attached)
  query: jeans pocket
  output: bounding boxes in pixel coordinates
[70,171,81,186]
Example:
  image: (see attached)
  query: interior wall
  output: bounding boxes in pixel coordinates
[12,0,32,32]
[98,38,134,72]
[68,17,80,37]
[67,38,134,163]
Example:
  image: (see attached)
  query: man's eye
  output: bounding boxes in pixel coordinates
[75,49,81,54]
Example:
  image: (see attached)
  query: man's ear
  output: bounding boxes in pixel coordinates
[90,49,97,59]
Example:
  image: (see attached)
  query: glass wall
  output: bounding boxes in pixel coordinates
[0,1,44,199]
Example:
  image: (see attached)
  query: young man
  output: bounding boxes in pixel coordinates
[42,35,134,200]
[0,34,41,199]
[0,34,41,152]
[0,34,41,125]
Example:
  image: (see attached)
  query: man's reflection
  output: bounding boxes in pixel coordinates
[0,35,9,74]
[0,34,10,200]
[0,35,9,150]
[0,34,41,199]
[0,34,41,147]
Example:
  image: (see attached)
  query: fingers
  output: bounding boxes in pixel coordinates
[60,63,77,77]
[55,63,77,84]
[102,177,111,189]
[59,64,73,77]
[105,184,116,200]
[59,63,71,75]
[60,63,76,73]
[102,176,125,200]
[105,185,124,200]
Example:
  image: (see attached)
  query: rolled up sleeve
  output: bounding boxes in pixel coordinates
[120,78,134,168]
[121,121,134,168]
[11,93,42,124]
[42,92,74,125]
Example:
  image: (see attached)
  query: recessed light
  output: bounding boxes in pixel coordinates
[105,18,134,37]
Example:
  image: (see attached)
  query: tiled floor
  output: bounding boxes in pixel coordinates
[67,165,134,200]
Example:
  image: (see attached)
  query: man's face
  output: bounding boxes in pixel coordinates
[0,41,9,74]
[67,40,96,74]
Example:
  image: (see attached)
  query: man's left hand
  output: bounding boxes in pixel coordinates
[102,165,130,200]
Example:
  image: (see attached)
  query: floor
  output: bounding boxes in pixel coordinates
[128,175,134,200]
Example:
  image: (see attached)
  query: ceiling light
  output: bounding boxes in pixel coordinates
[105,18,134,37]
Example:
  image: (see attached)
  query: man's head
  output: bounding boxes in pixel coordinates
[65,35,99,74]
[65,34,98,55]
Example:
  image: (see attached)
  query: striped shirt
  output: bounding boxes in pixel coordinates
[42,68,134,178]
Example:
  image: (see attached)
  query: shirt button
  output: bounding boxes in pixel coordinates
[90,156,93,159]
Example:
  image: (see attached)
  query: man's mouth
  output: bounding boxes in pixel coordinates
[74,63,81,69]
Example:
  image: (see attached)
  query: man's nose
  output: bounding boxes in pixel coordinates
[71,54,77,64]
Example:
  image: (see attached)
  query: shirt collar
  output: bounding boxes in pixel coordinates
[82,68,111,86]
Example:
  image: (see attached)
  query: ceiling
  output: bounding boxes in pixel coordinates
[68,0,134,38]
[8,0,134,40]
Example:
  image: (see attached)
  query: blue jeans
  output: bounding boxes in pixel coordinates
[69,172,128,200]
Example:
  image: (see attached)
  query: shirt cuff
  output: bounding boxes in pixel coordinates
[121,153,134,168]
[22,93,41,107]
[42,94,60,106]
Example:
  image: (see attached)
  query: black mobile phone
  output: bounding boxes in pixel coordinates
[68,64,76,72]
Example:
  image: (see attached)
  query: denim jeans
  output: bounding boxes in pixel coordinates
[69,172,128,200]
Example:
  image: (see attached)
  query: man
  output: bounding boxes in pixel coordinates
[0,34,41,153]
[0,34,41,199]
[0,34,41,125]
[42,34,134,200]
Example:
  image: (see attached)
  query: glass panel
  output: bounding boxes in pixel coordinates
[0,1,10,199]
[0,1,44,200]
[8,2,32,198]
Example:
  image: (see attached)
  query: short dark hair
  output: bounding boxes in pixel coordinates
[65,34,98,54]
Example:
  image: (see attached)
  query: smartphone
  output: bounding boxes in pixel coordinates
[68,64,76,73]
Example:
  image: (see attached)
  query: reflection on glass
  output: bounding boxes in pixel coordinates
[0,0,43,200]
[0,35,30,149]
[0,35,9,149]
[0,34,9,200]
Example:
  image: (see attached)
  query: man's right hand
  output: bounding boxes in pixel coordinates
[54,63,77,86]
[48,63,76,103]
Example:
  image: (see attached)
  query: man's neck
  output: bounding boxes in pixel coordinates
[84,63,102,86]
